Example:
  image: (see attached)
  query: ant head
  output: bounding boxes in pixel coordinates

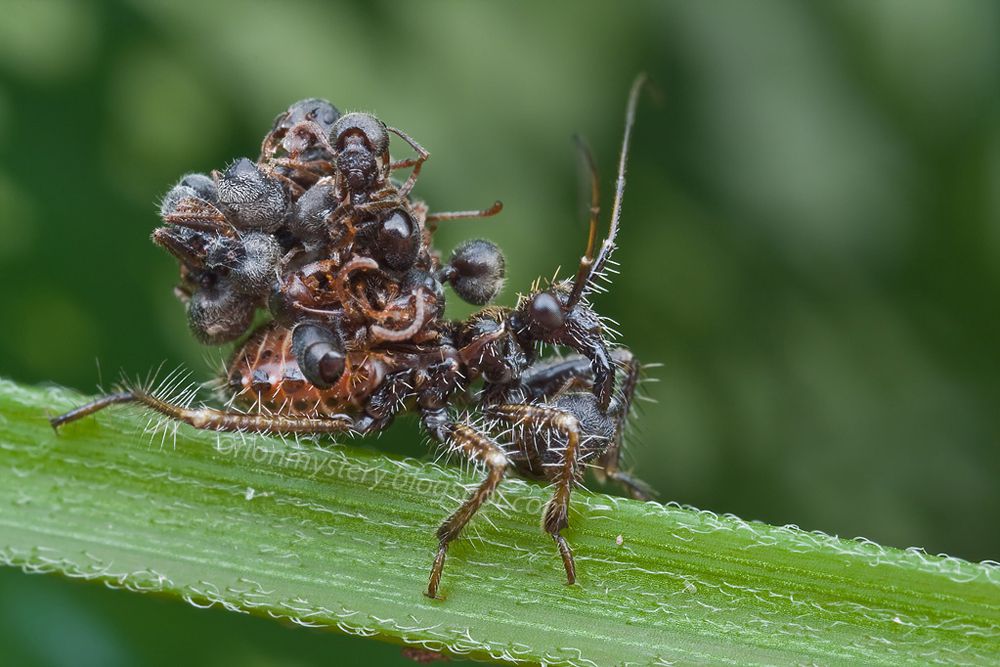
[331,112,389,154]
[261,99,340,167]
[152,225,280,345]
[154,226,279,295]
[512,75,646,409]
[330,112,390,193]
[216,158,289,231]
[152,225,209,272]
[515,284,597,344]
[514,282,615,409]
[186,278,257,345]
[273,98,341,136]
[443,239,506,306]
[154,226,253,343]
[159,173,218,223]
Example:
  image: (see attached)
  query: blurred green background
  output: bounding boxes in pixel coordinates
[1,0,998,665]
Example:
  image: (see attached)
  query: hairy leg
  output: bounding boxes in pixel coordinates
[521,355,593,400]
[51,389,353,435]
[488,403,582,585]
[421,408,508,598]
[353,369,416,434]
[521,349,655,500]
[597,348,655,500]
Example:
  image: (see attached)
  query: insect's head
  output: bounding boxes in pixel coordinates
[510,75,646,409]
[155,176,282,344]
[440,238,506,306]
[330,112,390,194]
[514,281,604,350]
[273,98,341,138]
[519,288,571,335]
[153,224,281,345]
[215,158,290,232]
[510,279,616,408]
[262,98,341,161]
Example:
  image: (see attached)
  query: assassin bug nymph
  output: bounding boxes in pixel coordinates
[51,76,652,598]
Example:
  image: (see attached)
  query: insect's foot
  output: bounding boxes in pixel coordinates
[47,408,65,432]
[425,544,448,599]
[553,533,577,585]
[48,391,137,431]
[611,470,657,501]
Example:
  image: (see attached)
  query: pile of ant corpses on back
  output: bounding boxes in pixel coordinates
[157,99,506,415]
[56,82,650,597]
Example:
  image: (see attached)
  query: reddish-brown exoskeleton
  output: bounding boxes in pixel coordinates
[52,76,651,598]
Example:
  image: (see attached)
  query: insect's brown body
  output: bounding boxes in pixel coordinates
[52,79,653,599]
[227,323,389,415]
[227,321,468,418]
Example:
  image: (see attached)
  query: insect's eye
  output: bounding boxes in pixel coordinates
[529,291,564,331]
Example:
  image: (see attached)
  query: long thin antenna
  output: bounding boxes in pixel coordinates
[569,73,646,306]
[590,73,646,287]
[568,135,601,306]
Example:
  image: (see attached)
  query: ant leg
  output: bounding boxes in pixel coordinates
[353,369,416,434]
[519,351,656,499]
[521,355,594,400]
[49,392,136,430]
[266,169,308,198]
[598,348,655,500]
[488,403,582,586]
[50,389,353,435]
[388,156,421,170]
[270,157,334,179]
[425,200,503,223]
[352,198,404,217]
[421,408,508,599]
[386,125,429,199]
[326,198,403,232]
[260,133,280,161]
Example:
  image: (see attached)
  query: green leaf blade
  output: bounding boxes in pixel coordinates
[0,380,997,665]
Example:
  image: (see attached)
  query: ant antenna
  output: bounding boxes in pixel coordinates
[568,73,646,308]
[162,215,236,237]
[568,134,600,306]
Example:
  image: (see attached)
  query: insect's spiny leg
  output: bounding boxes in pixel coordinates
[601,348,656,500]
[422,409,508,599]
[127,389,353,434]
[51,387,354,436]
[489,403,581,586]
